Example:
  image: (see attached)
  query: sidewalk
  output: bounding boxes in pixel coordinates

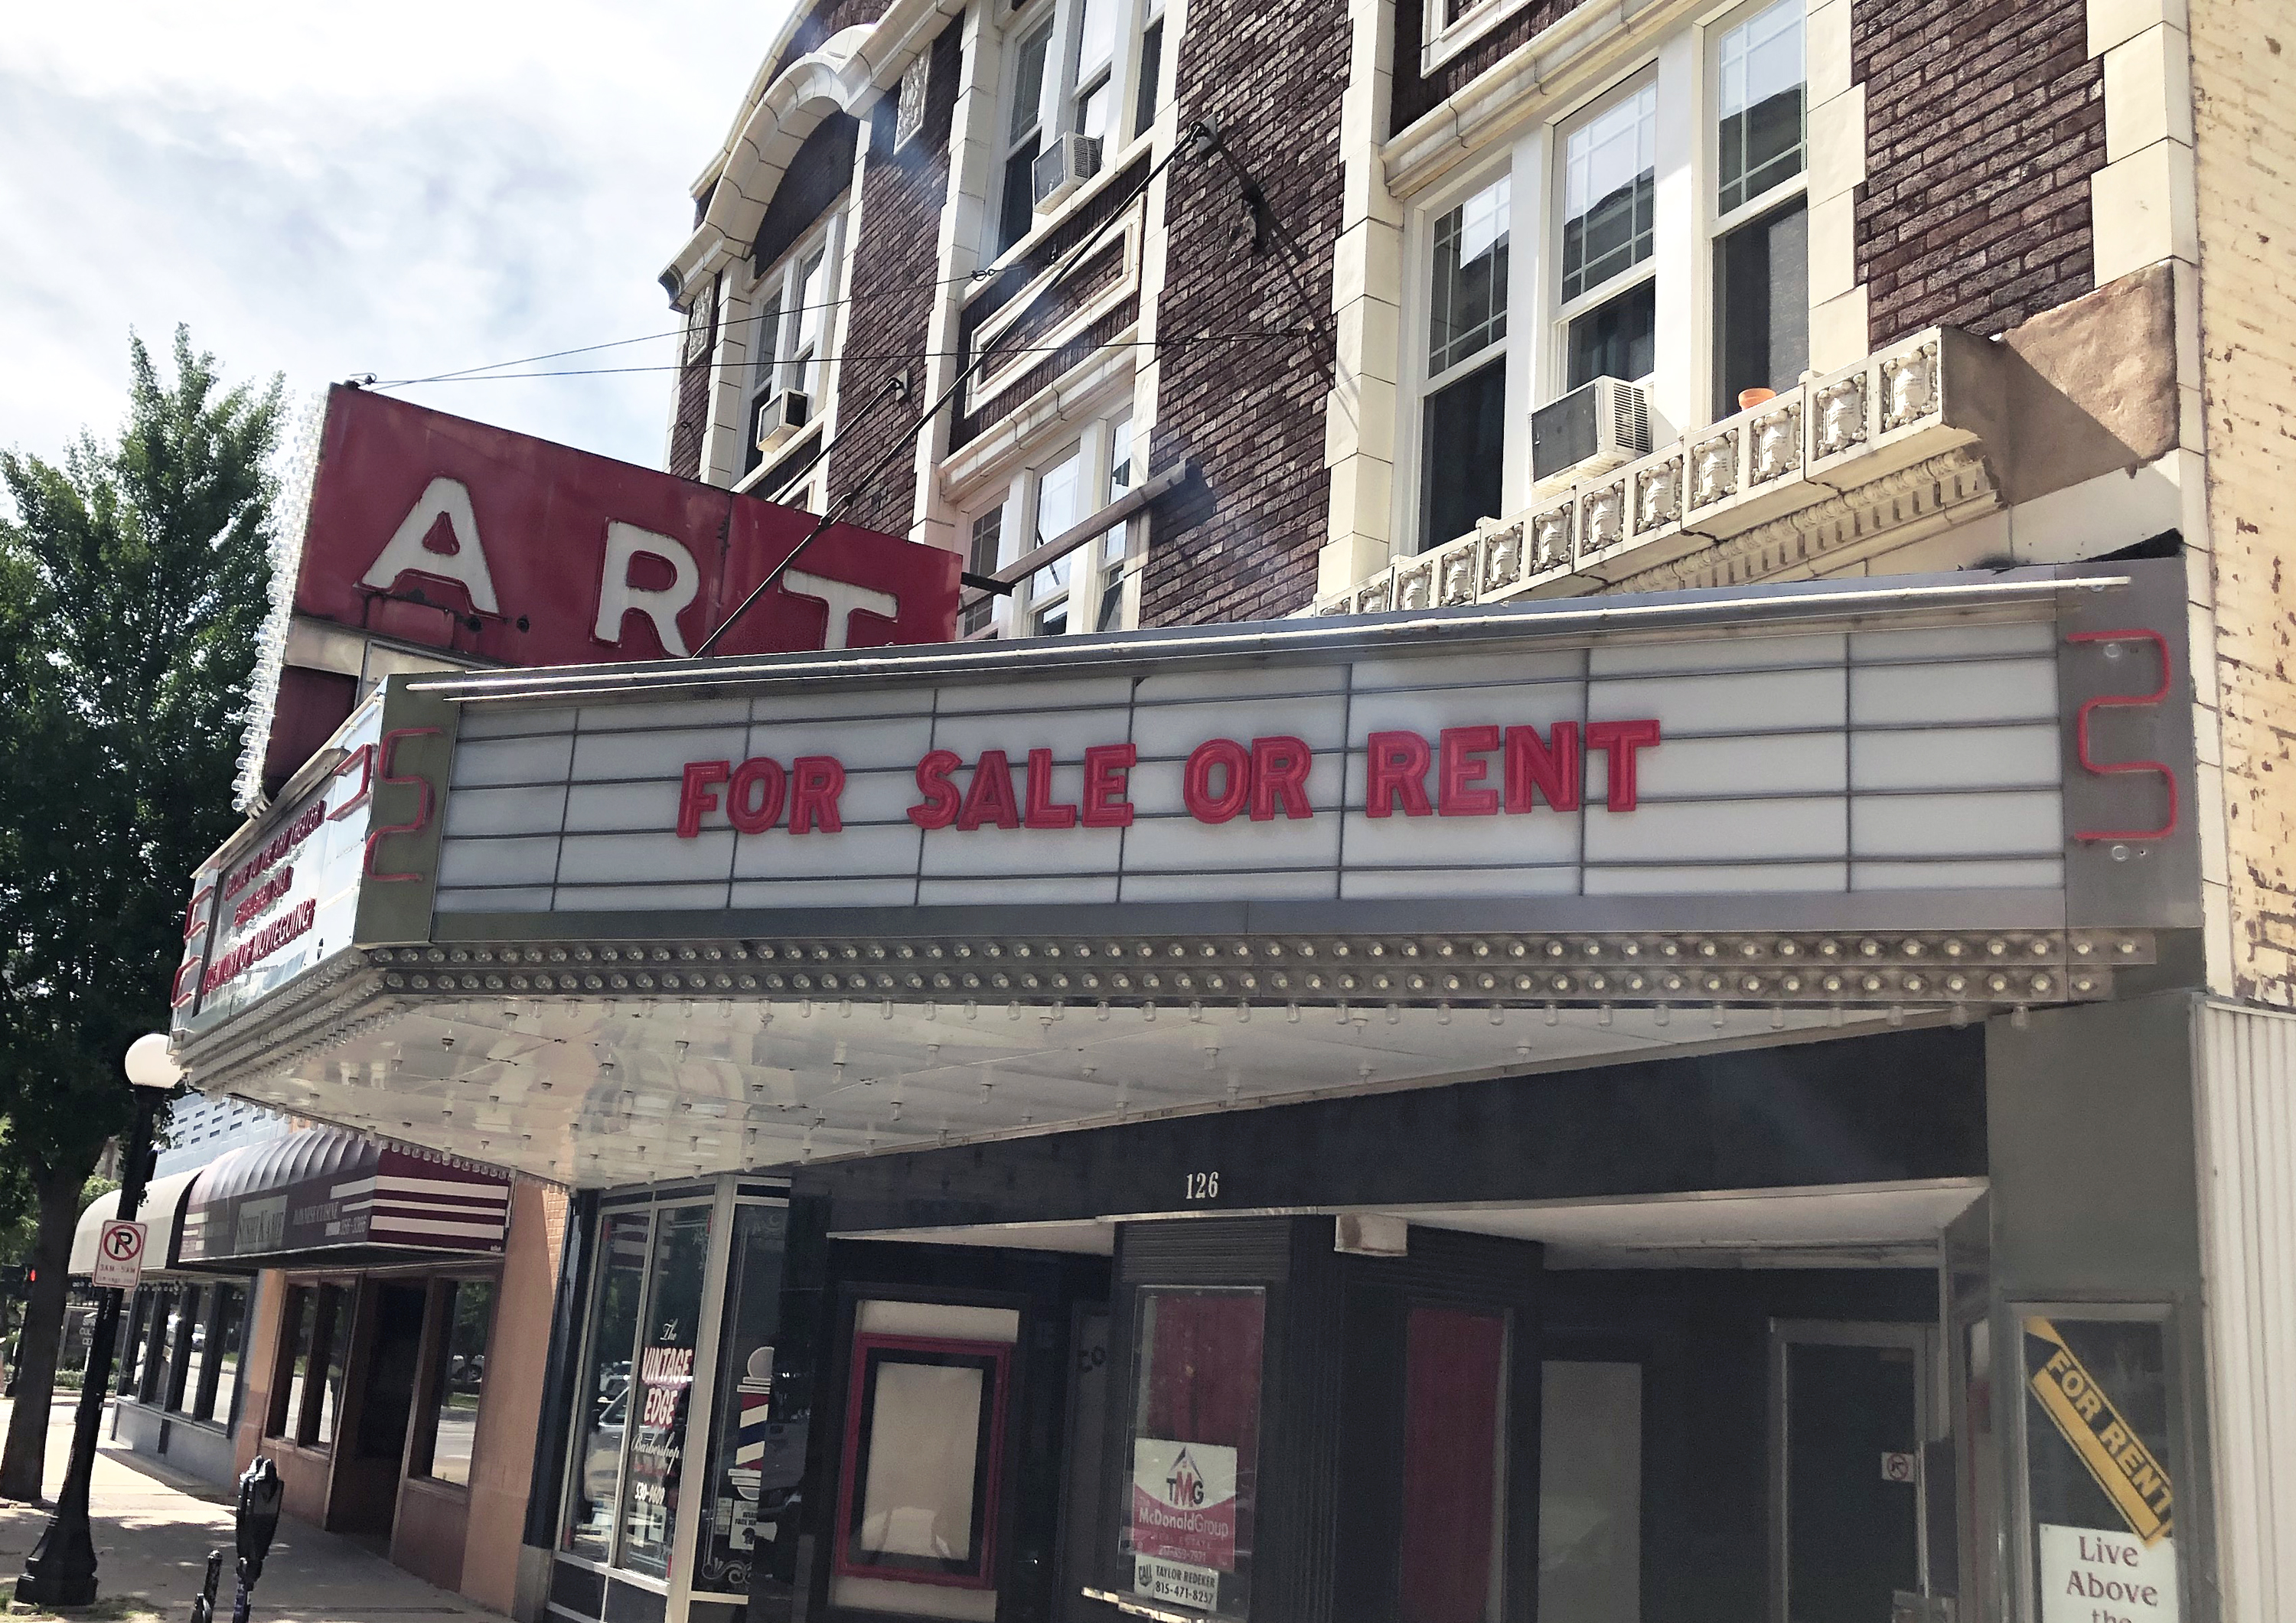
[0,1396,494,1623]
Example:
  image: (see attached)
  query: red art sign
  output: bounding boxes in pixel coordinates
[254,387,960,793]
[296,386,958,663]
[673,720,1663,838]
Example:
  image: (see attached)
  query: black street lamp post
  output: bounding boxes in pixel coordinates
[15,1034,181,1607]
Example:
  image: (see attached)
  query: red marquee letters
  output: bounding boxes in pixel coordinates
[678,720,1660,838]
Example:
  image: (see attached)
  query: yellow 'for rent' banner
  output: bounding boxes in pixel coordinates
[2026,1317,2174,1543]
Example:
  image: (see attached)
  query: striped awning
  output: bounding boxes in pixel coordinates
[179,1125,510,1268]
[69,1171,203,1276]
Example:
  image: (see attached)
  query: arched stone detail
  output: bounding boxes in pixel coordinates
[702,28,881,262]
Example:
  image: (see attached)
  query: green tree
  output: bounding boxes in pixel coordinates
[0,328,279,1498]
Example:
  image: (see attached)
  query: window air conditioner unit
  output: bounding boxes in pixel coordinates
[1529,376,1652,485]
[1032,133,1102,211]
[755,389,810,454]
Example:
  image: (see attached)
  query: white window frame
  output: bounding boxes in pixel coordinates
[1394,158,1519,556]
[1418,0,1544,80]
[987,0,1161,264]
[1394,38,1722,551]
[1550,68,1662,389]
[959,406,1143,638]
[1707,0,1808,236]
[735,205,848,492]
[1704,0,1810,418]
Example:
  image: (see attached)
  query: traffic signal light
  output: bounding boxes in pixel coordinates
[0,1265,26,1300]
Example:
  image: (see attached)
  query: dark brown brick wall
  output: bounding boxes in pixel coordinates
[1139,0,1349,627]
[753,114,860,273]
[785,0,895,65]
[827,21,963,535]
[668,282,717,478]
[1391,0,1579,133]
[950,162,1153,449]
[1854,0,2105,346]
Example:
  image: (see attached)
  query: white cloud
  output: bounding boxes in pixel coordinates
[0,0,783,471]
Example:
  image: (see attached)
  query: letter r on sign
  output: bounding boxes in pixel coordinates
[596,523,703,657]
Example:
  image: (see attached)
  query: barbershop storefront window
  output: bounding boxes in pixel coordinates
[559,1183,789,1622]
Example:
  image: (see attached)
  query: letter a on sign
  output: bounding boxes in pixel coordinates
[362,477,501,613]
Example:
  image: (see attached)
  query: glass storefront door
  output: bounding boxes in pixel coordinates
[622,1207,713,1580]
[692,1204,793,1601]
[556,1179,789,1623]
[1771,1321,1937,1623]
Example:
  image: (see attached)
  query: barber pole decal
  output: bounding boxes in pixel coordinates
[731,1346,775,1501]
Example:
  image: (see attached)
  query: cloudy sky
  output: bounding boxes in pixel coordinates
[1,2,782,474]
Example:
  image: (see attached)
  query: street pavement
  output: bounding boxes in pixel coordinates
[0,1396,494,1621]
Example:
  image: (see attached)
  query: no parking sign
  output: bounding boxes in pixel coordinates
[91,1220,148,1291]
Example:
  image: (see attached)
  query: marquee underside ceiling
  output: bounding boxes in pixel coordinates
[195,983,1919,1188]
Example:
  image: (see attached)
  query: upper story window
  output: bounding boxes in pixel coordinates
[993,0,1167,257]
[1391,2,1826,564]
[1559,82,1655,305]
[1071,0,1119,145]
[1421,172,1511,550]
[1717,0,1805,214]
[1430,176,1509,376]
[1710,0,1807,415]
[1558,76,1658,393]
[1000,19,1055,253]
[742,210,846,481]
[963,406,1141,637]
[1133,0,1165,145]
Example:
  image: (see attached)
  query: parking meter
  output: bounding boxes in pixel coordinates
[231,1458,284,1623]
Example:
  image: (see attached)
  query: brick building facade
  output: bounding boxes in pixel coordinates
[649,0,2284,1005]
[630,2,2296,1618]
[655,0,2227,653]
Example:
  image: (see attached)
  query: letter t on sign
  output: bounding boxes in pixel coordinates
[1586,719,1661,811]
[783,569,900,651]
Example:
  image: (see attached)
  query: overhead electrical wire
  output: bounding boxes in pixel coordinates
[345,116,1321,660]
[692,123,1218,655]
[370,328,1326,386]
[365,262,1076,389]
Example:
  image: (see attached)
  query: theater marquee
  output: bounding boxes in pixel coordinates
[167,562,2199,1184]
